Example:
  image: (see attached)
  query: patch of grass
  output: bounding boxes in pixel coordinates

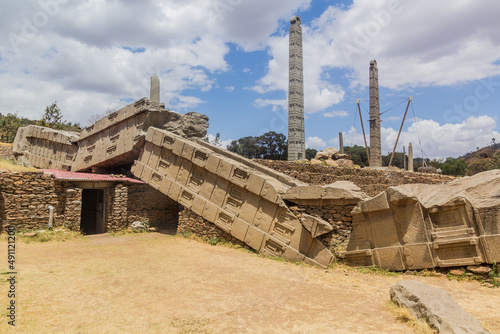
[354,265,402,277]
[169,317,214,334]
[412,269,441,277]
[107,227,152,237]
[489,261,500,287]
[387,300,436,334]
[0,159,37,171]
[206,236,222,245]
[178,230,192,238]
[0,227,83,243]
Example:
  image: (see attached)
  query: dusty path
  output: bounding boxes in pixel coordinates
[1,233,499,333]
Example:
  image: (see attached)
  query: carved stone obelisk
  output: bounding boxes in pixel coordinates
[408,142,414,172]
[151,73,160,104]
[369,60,382,167]
[287,16,306,161]
[339,132,344,154]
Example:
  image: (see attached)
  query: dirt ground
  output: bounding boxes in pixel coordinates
[1,233,499,333]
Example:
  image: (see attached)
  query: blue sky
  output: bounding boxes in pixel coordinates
[1,0,499,159]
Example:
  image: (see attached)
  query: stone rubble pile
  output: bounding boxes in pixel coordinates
[310,147,354,168]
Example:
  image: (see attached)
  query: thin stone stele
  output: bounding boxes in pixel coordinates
[369,60,382,167]
[287,16,306,161]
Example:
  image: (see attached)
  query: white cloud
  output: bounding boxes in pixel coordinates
[0,0,311,124]
[206,133,233,150]
[254,98,287,112]
[306,136,326,150]
[255,0,500,114]
[324,110,349,118]
[330,115,500,159]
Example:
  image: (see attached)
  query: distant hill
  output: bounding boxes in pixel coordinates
[460,144,500,175]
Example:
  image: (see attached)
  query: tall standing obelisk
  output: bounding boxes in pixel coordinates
[369,60,382,167]
[288,16,306,161]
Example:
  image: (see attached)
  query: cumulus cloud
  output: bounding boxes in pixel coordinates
[306,136,327,150]
[328,115,500,159]
[254,98,287,112]
[255,0,500,114]
[0,0,310,124]
[324,110,349,118]
[206,133,233,150]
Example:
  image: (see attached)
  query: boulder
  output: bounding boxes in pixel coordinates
[325,159,339,167]
[315,147,339,160]
[332,153,352,160]
[449,268,466,276]
[467,266,492,276]
[310,159,323,165]
[390,280,489,334]
[162,111,209,139]
[336,159,355,168]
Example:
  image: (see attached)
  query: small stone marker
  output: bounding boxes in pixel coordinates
[390,280,489,334]
[150,73,160,104]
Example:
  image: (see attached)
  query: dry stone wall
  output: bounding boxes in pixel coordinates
[290,203,357,253]
[0,170,179,233]
[255,160,454,197]
[177,208,247,247]
[0,171,81,231]
[104,183,181,231]
[127,184,180,230]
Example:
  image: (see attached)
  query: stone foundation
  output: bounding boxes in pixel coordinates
[256,160,455,197]
[291,203,357,252]
[177,208,248,247]
[126,184,179,230]
[0,171,81,231]
[0,170,179,233]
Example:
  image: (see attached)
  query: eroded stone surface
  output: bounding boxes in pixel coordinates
[390,280,489,334]
[131,127,334,267]
[343,170,500,271]
[13,125,80,171]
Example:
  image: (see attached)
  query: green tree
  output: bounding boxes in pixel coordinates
[305,148,317,160]
[205,132,222,147]
[0,113,22,143]
[257,131,287,160]
[227,136,260,159]
[441,157,467,176]
[344,145,369,167]
[382,151,405,169]
[38,102,65,130]
[227,131,288,160]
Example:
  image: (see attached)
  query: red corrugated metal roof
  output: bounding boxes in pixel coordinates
[41,169,144,183]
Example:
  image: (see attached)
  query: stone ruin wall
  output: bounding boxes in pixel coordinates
[255,160,455,197]
[0,170,179,232]
[177,208,247,248]
[125,184,179,230]
[0,143,14,160]
[0,171,81,231]
[177,160,456,256]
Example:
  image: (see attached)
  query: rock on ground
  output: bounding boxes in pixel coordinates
[390,280,489,334]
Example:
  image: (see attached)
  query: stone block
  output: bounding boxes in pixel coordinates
[390,280,489,333]
[131,127,334,267]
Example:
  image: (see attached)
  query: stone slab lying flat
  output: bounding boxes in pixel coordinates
[390,280,489,334]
